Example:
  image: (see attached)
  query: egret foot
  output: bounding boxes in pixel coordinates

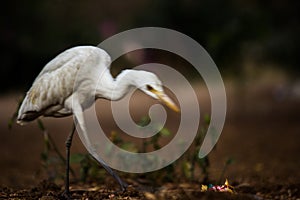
[119,180,128,192]
[61,190,72,200]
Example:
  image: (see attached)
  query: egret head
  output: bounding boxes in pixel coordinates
[135,71,180,113]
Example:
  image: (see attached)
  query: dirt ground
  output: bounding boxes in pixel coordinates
[1,78,300,199]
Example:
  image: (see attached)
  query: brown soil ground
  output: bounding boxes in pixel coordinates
[1,79,300,199]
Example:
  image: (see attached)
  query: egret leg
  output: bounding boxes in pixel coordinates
[70,98,127,191]
[93,156,128,191]
[62,123,76,199]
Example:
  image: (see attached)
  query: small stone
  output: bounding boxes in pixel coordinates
[144,192,156,200]
[40,196,56,200]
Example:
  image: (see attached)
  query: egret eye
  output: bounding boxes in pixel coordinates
[146,85,154,91]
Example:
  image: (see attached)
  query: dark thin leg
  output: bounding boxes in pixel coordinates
[62,123,76,199]
[93,156,128,191]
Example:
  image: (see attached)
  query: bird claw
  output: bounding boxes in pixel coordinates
[121,183,128,192]
[61,190,72,200]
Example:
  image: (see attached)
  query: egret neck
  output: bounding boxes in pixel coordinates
[96,69,138,101]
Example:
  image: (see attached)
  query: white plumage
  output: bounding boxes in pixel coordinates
[18,46,108,121]
[17,45,179,196]
[18,46,178,123]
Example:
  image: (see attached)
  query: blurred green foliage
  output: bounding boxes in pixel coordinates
[67,115,233,185]
[10,109,232,185]
[1,0,299,92]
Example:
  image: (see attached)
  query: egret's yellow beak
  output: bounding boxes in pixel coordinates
[151,90,180,113]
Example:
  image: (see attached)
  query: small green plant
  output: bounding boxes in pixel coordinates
[69,153,107,182]
[8,99,22,130]
[218,157,234,184]
[9,100,75,183]
[138,116,172,152]
[177,115,211,183]
[37,119,76,182]
[137,116,175,183]
[179,114,234,184]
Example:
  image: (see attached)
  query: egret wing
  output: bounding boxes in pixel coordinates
[36,46,112,80]
[17,46,112,123]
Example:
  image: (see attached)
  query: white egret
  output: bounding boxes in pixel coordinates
[17,46,179,198]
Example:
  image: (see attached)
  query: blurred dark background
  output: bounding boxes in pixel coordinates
[1,0,299,92]
[1,0,300,188]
